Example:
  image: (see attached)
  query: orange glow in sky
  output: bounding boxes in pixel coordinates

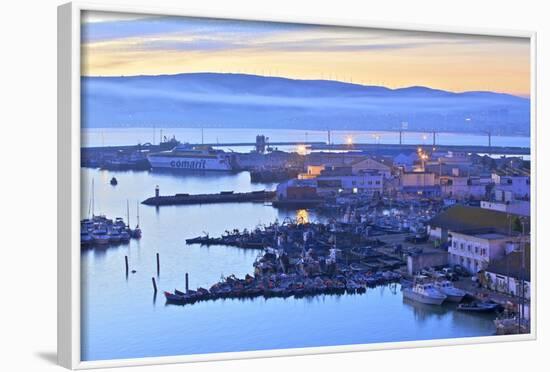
[81,11,531,96]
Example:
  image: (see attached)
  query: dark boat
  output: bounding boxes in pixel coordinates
[164,291,185,302]
[457,301,501,312]
[110,177,118,186]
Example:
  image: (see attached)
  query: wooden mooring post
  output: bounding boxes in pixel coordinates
[156,253,160,276]
[124,255,129,276]
[185,273,189,293]
[152,277,158,293]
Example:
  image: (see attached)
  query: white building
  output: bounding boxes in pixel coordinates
[439,175,487,199]
[400,171,436,187]
[492,171,530,199]
[351,158,392,178]
[448,230,519,274]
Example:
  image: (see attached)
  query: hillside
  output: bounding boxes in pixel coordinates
[81,73,530,135]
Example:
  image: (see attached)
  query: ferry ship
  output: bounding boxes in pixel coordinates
[147,144,235,171]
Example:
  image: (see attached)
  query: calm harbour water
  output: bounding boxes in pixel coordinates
[81,164,497,361]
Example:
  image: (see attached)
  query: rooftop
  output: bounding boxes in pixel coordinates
[493,166,530,177]
[428,205,530,234]
[474,232,510,240]
[485,244,531,281]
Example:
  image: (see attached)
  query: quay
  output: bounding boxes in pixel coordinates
[142,187,276,206]
[309,143,531,155]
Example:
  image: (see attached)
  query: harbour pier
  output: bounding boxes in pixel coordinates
[142,187,276,206]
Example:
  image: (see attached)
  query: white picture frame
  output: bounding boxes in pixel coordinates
[58,2,537,369]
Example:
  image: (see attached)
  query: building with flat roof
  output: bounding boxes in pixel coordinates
[448,228,520,274]
[427,205,529,244]
[492,168,530,199]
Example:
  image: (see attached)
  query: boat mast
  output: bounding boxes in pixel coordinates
[136,201,140,228]
[91,178,95,217]
[127,199,130,229]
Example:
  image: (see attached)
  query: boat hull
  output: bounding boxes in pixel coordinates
[147,155,233,171]
[403,289,446,305]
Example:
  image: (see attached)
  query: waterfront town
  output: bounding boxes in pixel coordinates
[82,132,531,335]
[76,11,534,361]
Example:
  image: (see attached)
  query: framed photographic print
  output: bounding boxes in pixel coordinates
[57,1,536,369]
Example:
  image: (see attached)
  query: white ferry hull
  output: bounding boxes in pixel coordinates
[147,155,233,171]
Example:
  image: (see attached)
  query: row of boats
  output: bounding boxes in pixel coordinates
[402,280,465,305]
[402,280,501,312]
[81,215,141,246]
[164,271,403,305]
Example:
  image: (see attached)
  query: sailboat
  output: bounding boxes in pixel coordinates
[119,200,131,242]
[132,201,142,239]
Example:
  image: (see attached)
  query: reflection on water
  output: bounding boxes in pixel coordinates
[81,167,496,361]
[403,297,451,322]
[296,209,309,224]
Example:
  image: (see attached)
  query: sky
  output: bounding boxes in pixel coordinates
[81,11,531,97]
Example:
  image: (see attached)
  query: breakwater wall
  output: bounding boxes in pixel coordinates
[142,190,276,206]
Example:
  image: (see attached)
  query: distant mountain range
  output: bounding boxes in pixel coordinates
[81,73,530,135]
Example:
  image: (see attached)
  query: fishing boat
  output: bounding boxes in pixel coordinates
[119,229,131,243]
[457,301,501,312]
[434,280,466,302]
[402,283,447,305]
[164,291,186,302]
[80,229,94,246]
[108,228,122,243]
[92,224,110,245]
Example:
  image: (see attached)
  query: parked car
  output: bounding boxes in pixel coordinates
[453,265,470,277]
[441,267,459,281]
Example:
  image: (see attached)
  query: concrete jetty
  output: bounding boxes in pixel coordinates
[142,189,276,206]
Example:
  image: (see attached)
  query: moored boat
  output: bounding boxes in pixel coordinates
[457,301,501,312]
[108,228,122,243]
[403,283,447,305]
[164,291,186,302]
[119,229,131,242]
[92,225,111,245]
[81,230,94,246]
[434,280,466,302]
